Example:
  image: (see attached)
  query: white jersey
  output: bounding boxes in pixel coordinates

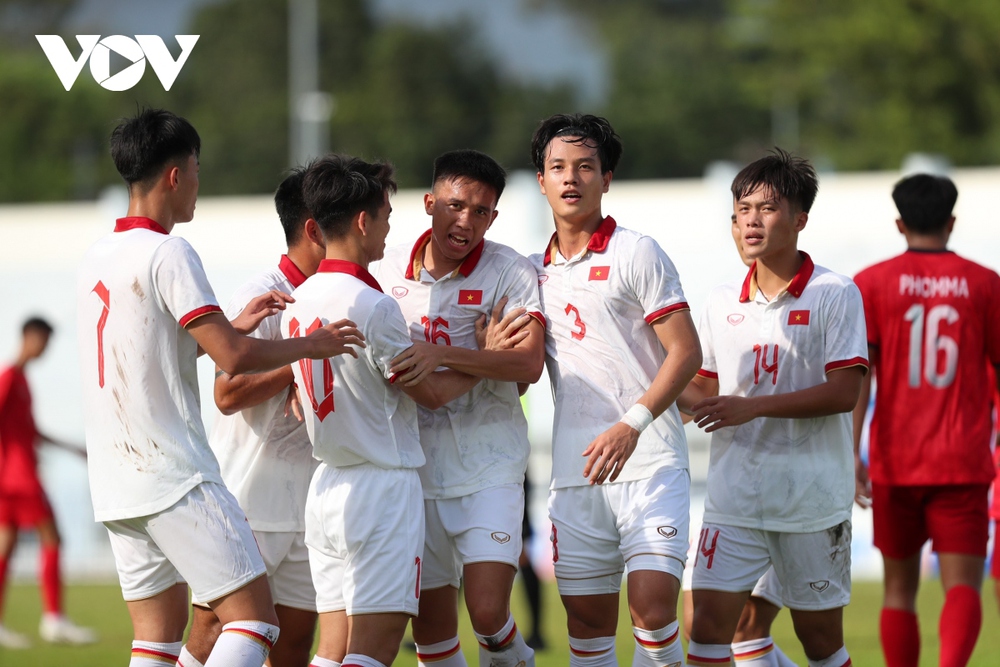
[528,216,691,489]
[77,217,225,522]
[372,233,543,499]
[209,256,317,532]
[282,260,425,470]
[698,254,869,533]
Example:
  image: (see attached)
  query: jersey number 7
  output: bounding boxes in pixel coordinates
[288,317,335,421]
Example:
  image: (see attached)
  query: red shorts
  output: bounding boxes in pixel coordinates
[0,492,54,528]
[871,482,989,559]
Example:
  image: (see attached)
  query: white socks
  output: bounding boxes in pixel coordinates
[733,637,779,666]
[309,657,342,667]
[807,646,851,667]
[688,641,734,666]
[568,635,617,667]
[340,654,386,667]
[474,615,534,667]
[416,636,468,667]
[129,640,182,666]
[203,621,279,667]
[177,644,206,667]
[632,621,684,667]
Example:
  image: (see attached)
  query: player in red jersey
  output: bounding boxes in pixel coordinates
[0,317,96,648]
[853,173,1000,667]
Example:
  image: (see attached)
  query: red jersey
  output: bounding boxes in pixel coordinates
[0,365,44,495]
[855,250,1000,486]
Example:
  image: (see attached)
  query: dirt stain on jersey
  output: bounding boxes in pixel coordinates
[131,278,146,301]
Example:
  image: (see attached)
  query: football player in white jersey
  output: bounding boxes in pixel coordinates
[527,114,702,667]
[285,155,483,667]
[680,150,867,667]
[372,150,544,667]
[181,168,326,667]
[77,110,364,667]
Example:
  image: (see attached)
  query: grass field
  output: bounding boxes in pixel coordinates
[3,578,1000,665]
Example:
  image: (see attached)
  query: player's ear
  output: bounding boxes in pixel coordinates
[487,209,498,230]
[895,218,907,235]
[945,215,956,234]
[356,210,369,237]
[303,218,324,247]
[794,210,808,232]
[166,165,181,190]
[423,192,435,216]
[602,170,613,193]
[536,170,545,194]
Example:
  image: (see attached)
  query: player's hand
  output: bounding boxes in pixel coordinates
[692,395,757,432]
[231,290,295,334]
[854,455,872,509]
[306,319,365,359]
[475,296,531,351]
[284,384,304,422]
[390,342,448,386]
[582,422,640,485]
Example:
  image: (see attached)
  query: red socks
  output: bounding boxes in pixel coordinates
[880,607,919,667]
[40,545,62,615]
[939,584,981,667]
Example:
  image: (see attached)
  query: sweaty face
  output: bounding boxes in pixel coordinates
[425,177,498,270]
[734,186,805,263]
[731,214,752,267]
[537,136,611,226]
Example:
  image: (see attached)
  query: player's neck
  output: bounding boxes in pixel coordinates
[285,244,322,278]
[552,209,604,260]
[124,197,176,233]
[323,240,369,269]
[904,233,949,252]
[754,247,803,300]
[422,240,461,280]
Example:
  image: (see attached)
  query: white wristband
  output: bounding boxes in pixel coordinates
[619,404,654,433]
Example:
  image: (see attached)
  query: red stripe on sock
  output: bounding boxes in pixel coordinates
[226,627,275,650]
[478,622,518,650]
[416,642,462,661]
[132,648,180,662]
[634,626,679,648]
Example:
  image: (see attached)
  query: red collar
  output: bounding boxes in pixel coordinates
[404,229,486,280]
[114,217,168,234]
[317,259,383,293]
[542,216,617,266]
[278,255,308,289]
[739,251,815,303]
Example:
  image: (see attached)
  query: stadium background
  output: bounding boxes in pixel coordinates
[2,0,1000,664]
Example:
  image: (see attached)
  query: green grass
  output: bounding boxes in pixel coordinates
[2,578,999,665]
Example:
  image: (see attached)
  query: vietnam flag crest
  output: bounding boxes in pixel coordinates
[788,310,810,325]
[589,266,610,281]
[458,289,483,305]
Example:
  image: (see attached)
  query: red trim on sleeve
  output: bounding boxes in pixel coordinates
[389,372,401,385]
[645,302,689,324]
[527,311,547,328]
[115,216,168,234]
[179,305,223,328]
[825,356,869,374]
[696,369,719,379]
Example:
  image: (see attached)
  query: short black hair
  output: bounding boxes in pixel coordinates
[432,150,506,204]
[892,173,958,234]
[274,167,310,246]
[110,108,200,191]
[302,155,397,240]
[531,114,623,174]
[731,148,818,213]
[22,316,53,336]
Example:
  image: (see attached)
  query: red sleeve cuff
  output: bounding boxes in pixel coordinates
[645,302,690,324]
[389,372,401,385]
[697,369,718,379]
[527,311,547,328]
[180,304,223,328]
[825,357,869,375]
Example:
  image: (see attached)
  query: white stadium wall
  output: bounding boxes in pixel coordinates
[2,167,999,579]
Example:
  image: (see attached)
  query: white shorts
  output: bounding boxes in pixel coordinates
[105,482,266,603]
[191,530,315,612]
[691,521,851,611]
[305,463,424,616]
[422,484,524,590]
[682,539,784,609]
[548,467,690,596]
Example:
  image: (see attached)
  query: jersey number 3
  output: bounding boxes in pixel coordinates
[564,303,586,341]
[904,304,959,388]
[288,317,335,421]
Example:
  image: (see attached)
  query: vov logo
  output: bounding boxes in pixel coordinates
[35,35,199,92]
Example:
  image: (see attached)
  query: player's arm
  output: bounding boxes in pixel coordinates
[852,346,876,508]
[389,300,544,386]
[676,373,719,416]
[583,309,702,485]
[692,365,866,433]
[396,368,481,411]
[214,365,295,415]
[188,312,364,376]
